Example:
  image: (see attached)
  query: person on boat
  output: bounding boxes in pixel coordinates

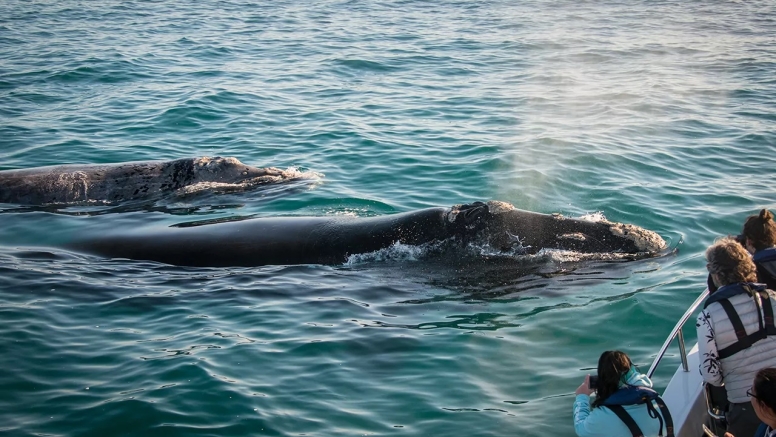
[748,367,776,437]
[697,237,776,437]
[741,209,776,290]
[706,209,776,294]
[573,350,673,437]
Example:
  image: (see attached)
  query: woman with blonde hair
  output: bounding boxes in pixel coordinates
[698,237,776,437]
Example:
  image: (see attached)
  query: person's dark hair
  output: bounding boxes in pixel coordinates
[752,368,776,415]
[592,350,632,408]
[743,209,776,252]
[706,237,757,286]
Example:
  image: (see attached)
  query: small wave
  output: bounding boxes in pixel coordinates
[333,58,400,73]
[45,59,155,84]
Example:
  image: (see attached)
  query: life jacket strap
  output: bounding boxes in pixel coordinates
[717,287,776,360]
[606,404,644,437]
[654,395,675,437]
[604,391,675,437]
[759,291,776,336]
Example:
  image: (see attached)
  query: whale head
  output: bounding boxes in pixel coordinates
[469,201,667,256]
[191,156,274,183]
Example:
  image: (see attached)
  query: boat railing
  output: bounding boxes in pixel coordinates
[647,288,710,379]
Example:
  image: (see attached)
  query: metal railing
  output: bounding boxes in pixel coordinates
[647,288,710,379]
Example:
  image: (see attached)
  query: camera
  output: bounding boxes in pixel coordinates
[588,375,598,390]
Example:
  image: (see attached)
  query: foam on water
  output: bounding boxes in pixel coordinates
[344,241,431,265]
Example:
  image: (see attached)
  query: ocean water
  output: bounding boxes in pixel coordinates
[1,1,775,436]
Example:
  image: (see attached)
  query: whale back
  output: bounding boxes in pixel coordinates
[68,207,460,267]
[0,161,174,205]
[0,157,311,205]
[66,201,666,268]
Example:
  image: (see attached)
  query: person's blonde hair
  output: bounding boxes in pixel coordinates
[706,236,757,286]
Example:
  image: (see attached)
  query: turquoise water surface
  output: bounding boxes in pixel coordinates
[1,1,775,436]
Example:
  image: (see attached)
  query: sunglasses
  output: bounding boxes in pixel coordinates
[747,388,760,401]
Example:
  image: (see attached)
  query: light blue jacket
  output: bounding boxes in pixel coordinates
[573,372,666,437]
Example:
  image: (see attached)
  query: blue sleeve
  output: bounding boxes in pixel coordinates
[573,394,596,437]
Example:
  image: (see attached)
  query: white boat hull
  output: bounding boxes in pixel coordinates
[662,343,708,437]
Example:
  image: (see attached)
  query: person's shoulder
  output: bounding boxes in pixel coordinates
[726,291,755,306]
[753,422,769,437]
[754,247,776,262]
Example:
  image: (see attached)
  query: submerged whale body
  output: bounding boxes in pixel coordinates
[69,201,667,267]
[0,156,315,205]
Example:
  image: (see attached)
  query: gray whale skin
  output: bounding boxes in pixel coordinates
[0,156,308,205]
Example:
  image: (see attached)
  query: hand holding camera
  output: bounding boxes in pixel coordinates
[575,374,595,396]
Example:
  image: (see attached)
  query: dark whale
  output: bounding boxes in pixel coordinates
[0,156,316,205]
[68,201,667,267]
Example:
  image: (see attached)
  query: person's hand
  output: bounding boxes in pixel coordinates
[575,374,594,396]
[723,433,735,437]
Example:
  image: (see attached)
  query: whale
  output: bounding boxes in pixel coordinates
[68,201,667,267]
[0,156,315,205]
